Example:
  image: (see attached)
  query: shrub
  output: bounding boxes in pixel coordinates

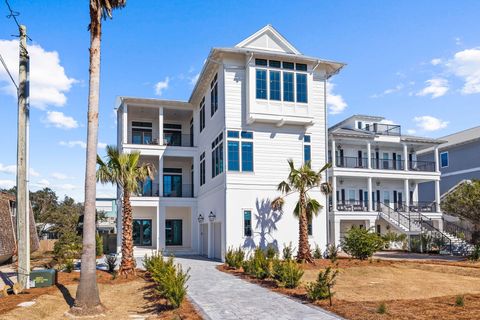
[64,258,75,273]
[96,233,104,257]
[341,227,384,260]
[469,244,480,261]
[272,259,304,288]
[225,247,245,269]
[305,266,338,305]
[243,248,270,279]
[455,295,464,307]
[53,231,82,263]
[377,302,387,314]
[106,254,117,273]
[325,244,338,263]
[265,244,277,260]
[312,244,322,259]
[155,264,190,309]
[282,242,294,261]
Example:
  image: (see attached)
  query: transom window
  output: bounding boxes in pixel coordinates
[255,59,308,103]
[211,132,224,178]
[227,130,254,172]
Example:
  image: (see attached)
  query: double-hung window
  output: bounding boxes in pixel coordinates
[199,97,205,132]
[304,135,311,164]
[210,74,218,116]
[211,132,224,178]
[243,210,252,237]
[227,130,254,172]
[199,152,206,186]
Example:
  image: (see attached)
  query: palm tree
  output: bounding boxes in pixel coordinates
[71,1,126,316]
[97,146,155,275]
[272,160,331,263]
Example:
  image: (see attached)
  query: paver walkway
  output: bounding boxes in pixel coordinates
[136,255,341,320]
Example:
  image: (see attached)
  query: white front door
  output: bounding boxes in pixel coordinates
[200,223,208,256]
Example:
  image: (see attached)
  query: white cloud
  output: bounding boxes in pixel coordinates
[57,184,77,191]
[430,58,442,66]
[416,78,449,98]
[0,39,76,109]
[407,129,417,135]
[51,172,70,180]
[326,83,347,114]
[154,77,170,96]
[371,84,404,98]
[59,140,87,148]
[455,37,463,46]
[446,48,480,94]
[98,142,107,149]
[32,179,51,188]
[0,179,15,189]
[413,116,449,132]
[0,163,40,177]
[43,111,79,129]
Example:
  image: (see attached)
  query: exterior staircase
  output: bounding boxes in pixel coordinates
[377,203,474,256]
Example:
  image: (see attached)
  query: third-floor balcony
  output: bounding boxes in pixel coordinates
[333,156,436,172]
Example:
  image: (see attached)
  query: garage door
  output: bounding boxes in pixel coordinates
[200,223,208,256]
[213,222,221,260]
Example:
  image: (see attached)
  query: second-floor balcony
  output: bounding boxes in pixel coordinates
[334,156,436,172]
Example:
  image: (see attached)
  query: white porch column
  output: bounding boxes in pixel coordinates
[158,156,164,197]
[332,176,337,211]
[334,219,341,247]
[122,104,128,144]
[404,179,410,212]
[367,177,373,212]
[331,139,336,167]
[367,141,372,169]
[403,143,408,171]
[158,106,164,145]
[435,180,441,212]
[158,206,166,251]
[434,146,440,172]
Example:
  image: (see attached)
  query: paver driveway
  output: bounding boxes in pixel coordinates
[137,255,341,320]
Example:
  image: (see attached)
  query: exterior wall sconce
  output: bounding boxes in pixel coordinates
[208,211,216,222]
[197,214,204,223]
[339,179,344,185]
[376,180,381,186]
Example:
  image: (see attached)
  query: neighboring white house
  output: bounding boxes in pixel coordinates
[115,25,345,260]
[327,115,448,245]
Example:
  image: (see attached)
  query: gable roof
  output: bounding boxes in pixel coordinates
[235,25,301,55]
[417,125,480,155]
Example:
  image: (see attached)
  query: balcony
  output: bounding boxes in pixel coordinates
[333,156,436,172]
[363,123,401,136]
[336,156,368,169]
[135,178,160,197]
[371,158,405,170]
[163,184,193,198]
[409,160,435,172]
[163,133,194,147]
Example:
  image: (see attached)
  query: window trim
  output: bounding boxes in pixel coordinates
[440,151,449,168]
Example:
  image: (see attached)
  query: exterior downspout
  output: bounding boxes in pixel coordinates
[324,74,330,246]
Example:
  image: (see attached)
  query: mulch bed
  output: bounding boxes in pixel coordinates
[218,262,480,320]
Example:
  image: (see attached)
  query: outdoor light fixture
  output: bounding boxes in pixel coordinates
[208,211,216,222]
[197,214,204,223]
[376,180,381,186]
[339,179,344,185]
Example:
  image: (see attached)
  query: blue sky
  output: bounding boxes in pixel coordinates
[1,0,479,201]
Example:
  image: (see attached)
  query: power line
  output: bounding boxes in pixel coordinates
[0,52,18,90]
[4,0,32,42]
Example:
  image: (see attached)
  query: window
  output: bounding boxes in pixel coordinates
[282,61,294,70]
[133,219,152,246]
[199,97,205,132]
[269,70,281,100]
[283,72,294,102]
[269,60,281,68]
[296,73,308,103]
[296,63,307,71]
[210,74,218,116]
[243,210,252,237]
[365,124,370,131]
[163,123,182,146]
[348,190,356,203]
[200,152,206,186]
[211,132,224,178]
[357,121,363,129]
[440,152,448,168]
[163,168,182,197]
[227,130,254,172]
[304,135,311,163]
[256,69,267,99]
[255,58,267,66]
[132,121,152,145]
[228,140,240,171]
[165,219,182,246]
[383,191,390,205]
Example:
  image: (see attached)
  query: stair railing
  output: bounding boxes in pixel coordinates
[443,219,473,243]
[409,207,453,254]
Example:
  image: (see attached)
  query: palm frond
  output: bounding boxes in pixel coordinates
[271,197,285,211]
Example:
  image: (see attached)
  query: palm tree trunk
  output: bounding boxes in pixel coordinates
[297,192,313,263]
[119,190,136,276]
[70,0,104,315]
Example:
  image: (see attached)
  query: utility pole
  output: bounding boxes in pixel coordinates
[16,24,30,290]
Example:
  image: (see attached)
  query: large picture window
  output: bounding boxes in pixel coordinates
[227,130,253,172]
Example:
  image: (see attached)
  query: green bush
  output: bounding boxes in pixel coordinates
[305,266,338,304]
[377,302,387,314]
[325,244,338,263]
[265,244,277,260]
[469,244,480,261]
[282,242,294,260]
[243,248,270,279]
[341,227,384,260]
[312,244,322,259]
[381,231,407,249]
[272,259,304,288]
[54,231,82,264]
[455,295,465,307]
[155,264,190,309]
[63,258,75,273]
[225,247,245,269]
[96,233,104,257]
